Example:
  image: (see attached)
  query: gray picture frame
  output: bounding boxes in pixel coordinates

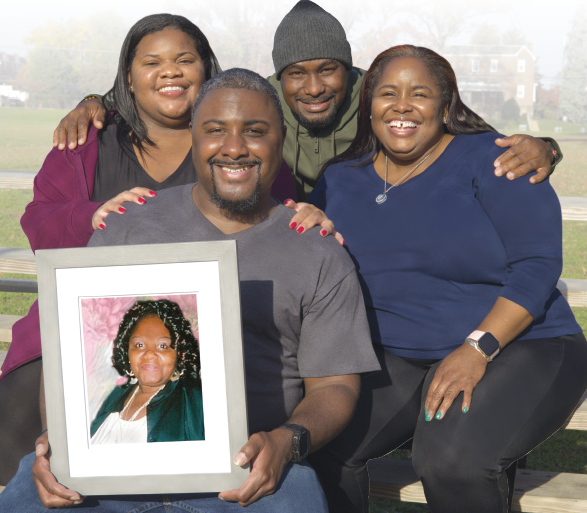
[36,241,249,496]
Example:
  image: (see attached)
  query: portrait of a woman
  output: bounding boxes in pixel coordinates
[90,299,204,444]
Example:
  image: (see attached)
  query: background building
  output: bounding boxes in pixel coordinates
[443,45,535,120]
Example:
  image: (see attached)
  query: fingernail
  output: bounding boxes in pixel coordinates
[99,224,105,230]
[435,412,442,420]
[297,226,304,234]
[58,144,65,150]
[74,501,83,505]
[35,445,43,456]
[290,222,297,229]
[150,191,157,196]
[507,172,514,180]
[462,406,468,413]
[495,167,503,176]
[78,139,83,144]
[285,199,292,204]
[425,412,431,422]
[234,453,246,466]
[320,229,327,236]
[219,496,226,501]
[69,496,80,501]
[341,239,345,245]
[118,207,126,213]
[425,407,428,414]
[138,198,146,204]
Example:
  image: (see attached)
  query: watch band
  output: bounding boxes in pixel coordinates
[278,423,309,462]
[466,330,501,362]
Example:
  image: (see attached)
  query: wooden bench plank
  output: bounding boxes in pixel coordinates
[0,170,36,190]
[560,197,587,222]
[0,247,36,275]
[368,458,587,512]
[557,278,587,308]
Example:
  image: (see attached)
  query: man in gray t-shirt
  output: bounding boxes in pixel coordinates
[20,69,379,511]
[89,184,378,435]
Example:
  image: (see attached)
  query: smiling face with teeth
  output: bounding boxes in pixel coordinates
[129,28,206,129]
[191,88,285,222]
[371,57,447,165]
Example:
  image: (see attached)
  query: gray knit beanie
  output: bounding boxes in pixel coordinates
[272,0,353,78]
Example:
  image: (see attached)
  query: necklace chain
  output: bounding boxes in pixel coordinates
[121,384,165,422]
[375,137,444,205]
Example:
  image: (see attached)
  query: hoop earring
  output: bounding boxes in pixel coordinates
[170,369,180,382]
[443,117,447,124]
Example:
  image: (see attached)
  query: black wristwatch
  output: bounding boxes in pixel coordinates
[466,330,501,362]
[278,423,309,462]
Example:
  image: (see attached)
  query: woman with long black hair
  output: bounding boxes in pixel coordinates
[306,45,587,513]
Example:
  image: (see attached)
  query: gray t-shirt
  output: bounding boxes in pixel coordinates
[89,184,380,433]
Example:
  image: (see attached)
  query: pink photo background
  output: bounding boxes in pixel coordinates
[80,294,199,422]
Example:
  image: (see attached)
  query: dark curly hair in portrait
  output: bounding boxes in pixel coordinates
[112,299,201,384]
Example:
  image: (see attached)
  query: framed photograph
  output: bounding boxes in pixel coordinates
[36,241,249,496]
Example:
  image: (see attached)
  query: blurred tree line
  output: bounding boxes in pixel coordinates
[16,14,127,109]
[559,6,587,123]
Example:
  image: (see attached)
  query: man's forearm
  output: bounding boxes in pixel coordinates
[284,374,360,453]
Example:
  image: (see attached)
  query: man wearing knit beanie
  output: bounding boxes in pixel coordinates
[267,0,363,200]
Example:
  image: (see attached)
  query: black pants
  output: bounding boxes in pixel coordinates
[0,358,42,486]
[308,333,587,513]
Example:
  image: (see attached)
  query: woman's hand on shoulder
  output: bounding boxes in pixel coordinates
[93,187,157,230]
[493,135,553,184]
[53,99,107,151]
[32,431,83,508]
[284,199,344,246]
[424,343,488,421]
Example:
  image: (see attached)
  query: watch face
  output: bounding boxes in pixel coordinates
[478,333,500,356]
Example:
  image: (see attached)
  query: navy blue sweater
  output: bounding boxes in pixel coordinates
[308,132,581,359]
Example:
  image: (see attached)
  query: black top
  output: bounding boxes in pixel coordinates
[92,120,197,202]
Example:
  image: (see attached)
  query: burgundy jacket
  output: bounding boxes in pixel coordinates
[1,125,297,381]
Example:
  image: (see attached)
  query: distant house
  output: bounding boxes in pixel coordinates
[442,45,535,120]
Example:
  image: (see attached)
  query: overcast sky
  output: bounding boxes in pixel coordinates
[2,0,584,88]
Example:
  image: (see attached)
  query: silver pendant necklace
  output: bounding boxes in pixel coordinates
[375,141,441,204]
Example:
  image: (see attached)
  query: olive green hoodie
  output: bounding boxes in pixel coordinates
[268,67,365,200]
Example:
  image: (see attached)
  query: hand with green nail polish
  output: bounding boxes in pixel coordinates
[423,343,487,422]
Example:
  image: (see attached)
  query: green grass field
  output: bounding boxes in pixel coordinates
[1,107,587,512]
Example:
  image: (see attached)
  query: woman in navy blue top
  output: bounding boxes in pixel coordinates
[306,45,587,513]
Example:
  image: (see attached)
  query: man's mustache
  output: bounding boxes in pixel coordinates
[208,158,263,168]
[295,93,336,105]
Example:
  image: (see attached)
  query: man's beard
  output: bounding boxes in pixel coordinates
[209,158,264,222]
[295,94,339,132]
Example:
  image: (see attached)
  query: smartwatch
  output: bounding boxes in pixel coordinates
[466,330,501,362]
[278,423,309,462]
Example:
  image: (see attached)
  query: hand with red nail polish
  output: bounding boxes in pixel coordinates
[284,200,345,245]
[91,187,154,230]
